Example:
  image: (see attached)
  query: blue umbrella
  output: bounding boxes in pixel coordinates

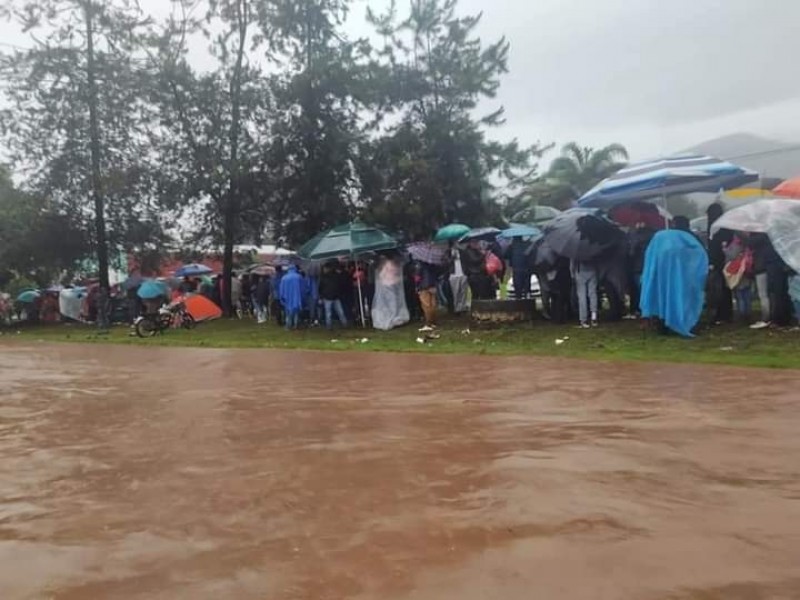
[578,154,759,209]
[137,280,169,300]
[498,224,543,240]
[174,263,213,277]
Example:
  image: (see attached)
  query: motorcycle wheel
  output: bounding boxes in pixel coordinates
[135,316,159,338]
[181,313,196,330]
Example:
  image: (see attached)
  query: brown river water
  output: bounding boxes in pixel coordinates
[1,343,799,600]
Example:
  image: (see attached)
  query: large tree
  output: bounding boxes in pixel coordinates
[151,0,278,314]
[257,0,367,246]
[359,0,542,239]
[0,166,88,286]
[0,0,160,326]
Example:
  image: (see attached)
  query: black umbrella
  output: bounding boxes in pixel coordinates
[543,208,624,261]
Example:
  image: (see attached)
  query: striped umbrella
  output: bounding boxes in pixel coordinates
[406,242,449,265]
[578,155,758,209]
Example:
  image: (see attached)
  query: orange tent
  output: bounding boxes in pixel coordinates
[183,295,222,322]
[773,177,800,200]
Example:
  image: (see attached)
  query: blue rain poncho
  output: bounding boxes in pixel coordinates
[640,230,708,337]
[279,266,304,313]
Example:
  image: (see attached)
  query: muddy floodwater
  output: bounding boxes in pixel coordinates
[1,344,799,600]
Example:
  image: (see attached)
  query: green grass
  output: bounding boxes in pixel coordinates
[4,317,800,369]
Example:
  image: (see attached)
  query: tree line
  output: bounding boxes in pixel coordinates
[0,0,629,317]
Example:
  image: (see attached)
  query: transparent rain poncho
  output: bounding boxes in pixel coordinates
[371,257,409,331]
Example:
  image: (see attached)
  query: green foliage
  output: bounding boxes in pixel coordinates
[0,166,88,285]
[0,0,167,291]
[359,0,543,239]
[506,142,630,216]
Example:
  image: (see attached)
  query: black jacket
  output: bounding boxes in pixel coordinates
[319,272,342,301]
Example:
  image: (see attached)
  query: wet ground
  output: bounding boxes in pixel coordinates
[1,344,799,600]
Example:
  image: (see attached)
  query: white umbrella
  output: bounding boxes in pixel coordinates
[710,199,800,273]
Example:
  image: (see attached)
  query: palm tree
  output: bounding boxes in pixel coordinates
[546,142,629,200]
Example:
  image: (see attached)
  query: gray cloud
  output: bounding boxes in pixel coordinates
[3,0,799,161]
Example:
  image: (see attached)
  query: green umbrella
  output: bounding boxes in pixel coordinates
[298,222,398,327]
[434,223,470,243]
[16,290,41,304]
[298,222,398,260]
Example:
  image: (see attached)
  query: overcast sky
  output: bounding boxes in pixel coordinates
[3,0,800,164]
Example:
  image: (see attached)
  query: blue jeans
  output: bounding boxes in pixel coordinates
[734,287,752,319]
[285,309,300,330]
[323,299,348,329]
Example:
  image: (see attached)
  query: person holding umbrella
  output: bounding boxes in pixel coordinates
[706,203,734,325]
[414,260,439,331]
[572,258,599,328]
[508,236,532,300]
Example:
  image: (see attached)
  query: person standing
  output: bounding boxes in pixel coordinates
[749,233,772,328]
[508,236,532,300]
[706,203,733,324]
[279,265,303,330]
[319,263,348,329]
[722,234,753,323]
[254,274,271,324]
[572,259,599,328]
[271,266,285,325]
[448,243,469,313]
[415,261,438,331]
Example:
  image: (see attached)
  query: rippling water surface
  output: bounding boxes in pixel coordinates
[1,344,799,599]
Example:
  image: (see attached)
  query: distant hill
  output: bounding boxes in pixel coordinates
[683,133,800,179]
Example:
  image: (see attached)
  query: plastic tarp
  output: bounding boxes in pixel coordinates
[59,287,88,322]
[639,230,708,337]
[371,258,409,331]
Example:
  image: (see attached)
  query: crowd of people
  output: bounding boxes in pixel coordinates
[6,201,799,337]
[136,202,800,337]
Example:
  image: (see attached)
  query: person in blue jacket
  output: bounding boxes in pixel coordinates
[279,265,304,330]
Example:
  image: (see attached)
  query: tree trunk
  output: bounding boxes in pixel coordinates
[222,0,248,318]
[84,0,109,328]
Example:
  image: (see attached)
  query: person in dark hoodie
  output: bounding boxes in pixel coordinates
[270,266,284,325]
[319,263,348,329]
[706,202,733,324]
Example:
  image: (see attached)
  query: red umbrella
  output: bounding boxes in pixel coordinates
[773,177,800,199]
[609,202,672,230]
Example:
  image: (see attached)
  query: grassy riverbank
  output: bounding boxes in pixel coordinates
[5,317,800,369]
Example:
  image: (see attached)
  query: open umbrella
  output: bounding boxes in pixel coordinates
[298,222,398,261]
[137,280,170,300]
[299,222,398,326]
[174,263,213,278]
[543,208,624,261]
[406,242,448,265]
[578,154,759,209]
[459,227,501,243]
[434,223,470,243]
[710,199,800,273]
[247,263,276,277]
[16,290,40,304]
[609,202,672,230]
[773,177,800,200]
[498,224,543,240]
